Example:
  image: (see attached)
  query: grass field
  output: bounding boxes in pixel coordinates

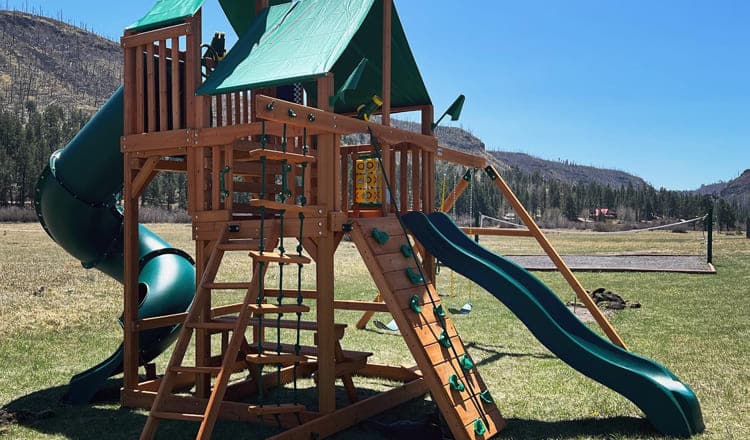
[0,223,747,439]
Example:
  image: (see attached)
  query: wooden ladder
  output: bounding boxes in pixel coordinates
[140,229,312,440]
[351,216,506,440]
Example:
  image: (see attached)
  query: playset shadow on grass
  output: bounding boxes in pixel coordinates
[33,1,704,438]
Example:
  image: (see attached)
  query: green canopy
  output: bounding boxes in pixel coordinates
[198,0,431,114]
[218,0,292,36]
[128,0,205,32]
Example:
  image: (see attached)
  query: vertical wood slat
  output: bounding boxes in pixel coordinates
[212,147,221,210]
[388,145,396,213]
[216,94,224,127]
[243,90,251,124]
[234,91,241,125]
[158,40,168,131]
[340,150,349,210]
[411,146,420,211]
[224,144,233,211]
[170,37,181,130]
[135,45,145,134]
[146,44,156,132]
[399,145,408,211]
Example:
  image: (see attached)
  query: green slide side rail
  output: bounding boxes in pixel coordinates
[34,87,195,404]
[403,211,704,437]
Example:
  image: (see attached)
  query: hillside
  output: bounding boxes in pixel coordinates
[488,151,649,188]
[0,10,121,112]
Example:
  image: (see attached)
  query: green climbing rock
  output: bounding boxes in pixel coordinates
[409,295,421,313]
[460,354,474,370]
[400,244,413,258]
[438,329,452,348]
[371,228,389,244]
[480,390,494,404]
[406,267,424,284]
[434,304,446,321]
[448,374,465,391]
[474,418,487,435]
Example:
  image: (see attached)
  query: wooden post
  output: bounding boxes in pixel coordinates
[121,40,140,396]
[421,105,436,279]
[315,74,337,414]
[485,165,627,349]
[381,0,392,126]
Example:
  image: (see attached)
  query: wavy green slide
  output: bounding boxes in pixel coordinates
[402,211,704,437]
[34,87,195,404]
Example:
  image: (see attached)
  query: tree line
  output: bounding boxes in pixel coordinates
[0,105,743,230]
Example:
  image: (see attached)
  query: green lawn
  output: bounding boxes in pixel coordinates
[1,223,747,439]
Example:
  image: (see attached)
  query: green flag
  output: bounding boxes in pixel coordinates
[432,94,465,130]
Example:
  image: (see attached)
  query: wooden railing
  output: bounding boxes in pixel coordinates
[121,16,202,136]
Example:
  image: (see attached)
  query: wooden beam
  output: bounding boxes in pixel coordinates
[485,165,628,349]
[333,300,389,312]
[315,74,337,415]
[436,145,486,168]
[132,156,161,197]
[121,22,192,48]
[254,95,438,151]
[381,0,392,126]
[441,175,469,213]
[122,153,140,392]
[266,379,428,440]
[460,227,534,237]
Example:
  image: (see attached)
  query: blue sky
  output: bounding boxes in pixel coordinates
[9,0,749,189]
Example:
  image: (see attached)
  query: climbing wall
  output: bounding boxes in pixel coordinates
[351,216,505,440]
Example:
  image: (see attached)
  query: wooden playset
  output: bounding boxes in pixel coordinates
[86,1,686,439]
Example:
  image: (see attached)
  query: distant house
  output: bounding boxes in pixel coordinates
[590,208,617,220]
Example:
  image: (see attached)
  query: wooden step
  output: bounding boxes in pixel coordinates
[248,199,325,216]
[150,411,204,422]
[217,239,264,251]
[248,318,347,336]
[248,250,311,265]
[245,353,309,365]
[169,365,222,375]
[237,149,316,164]
[247,303,310,315]
[247,403,306,416]
[262,342,372,362]
[186,317,237,330]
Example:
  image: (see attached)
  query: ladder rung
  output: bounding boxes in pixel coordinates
[248,199,325,216]
[238,149,317,164]
[150,411,204,422]
[248,318,347,333]
[247,303,310,315]
[170,365,222,374]
[202,282,253,290]
[245,353,309,365]
[217,239,264,251]
[248,250,311,265]
[187,317,237,330]
[247,403,306,416]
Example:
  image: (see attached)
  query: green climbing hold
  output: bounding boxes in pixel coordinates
[434,304,446,321]
[480,390,494,404]
[371,228,389,244]
[438,329,452,348]
[406,267,423,284]
[409,295,421,313]
[400,244,413,258]
[460,354,474,370]
[448,374,465,391]
[474,418,487,435]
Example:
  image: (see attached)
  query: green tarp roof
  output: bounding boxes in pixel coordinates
[198,0,431,114]
[128,0,205,32]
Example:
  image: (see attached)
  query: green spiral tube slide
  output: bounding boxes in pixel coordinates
[34,86,195,404]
